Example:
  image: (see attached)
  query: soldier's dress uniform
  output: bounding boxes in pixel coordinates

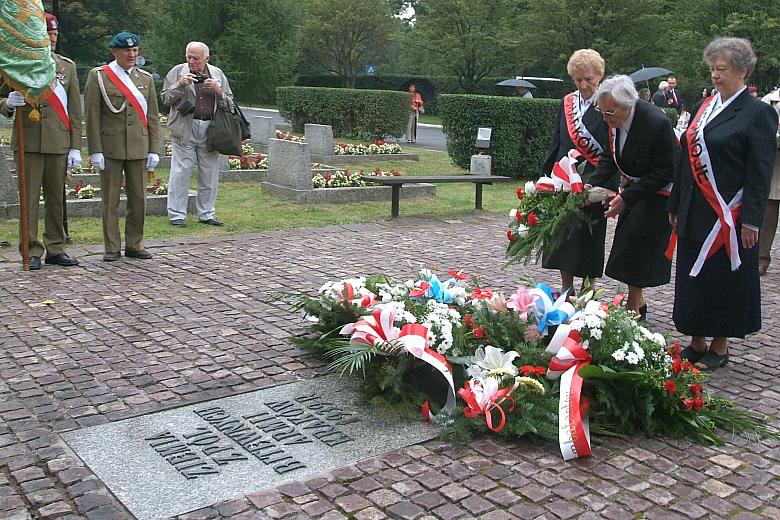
[0,53,82,265]
[83,33,160,259]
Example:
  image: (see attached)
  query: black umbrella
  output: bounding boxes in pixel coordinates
[496,77,537,88]
[398,78,435,103]
[629,67,673,83]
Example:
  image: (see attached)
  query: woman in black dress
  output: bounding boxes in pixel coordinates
[668,37,778,371]
[541,49,610,294]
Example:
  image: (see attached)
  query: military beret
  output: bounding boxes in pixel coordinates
[45,13,58,32]
[109,31,140,48]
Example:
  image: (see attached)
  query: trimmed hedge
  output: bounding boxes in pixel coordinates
[296,74,572,115]
[277,86,410,139]
[438,94,560,179]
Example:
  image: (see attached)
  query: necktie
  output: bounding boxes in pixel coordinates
[672,90,678,106]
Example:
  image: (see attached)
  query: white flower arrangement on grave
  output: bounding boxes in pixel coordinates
[333,140,402,155]
[312,167,401,188]
[275,130,305,143]
[68,183,95,199]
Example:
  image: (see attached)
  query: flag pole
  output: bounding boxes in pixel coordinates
[15,111,29,271]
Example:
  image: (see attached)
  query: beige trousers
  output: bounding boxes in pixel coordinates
[16,152,67,258]
[101,158,146,253]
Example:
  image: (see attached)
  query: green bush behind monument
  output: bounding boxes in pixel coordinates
[278,87,410,139]
[438,95,559,179]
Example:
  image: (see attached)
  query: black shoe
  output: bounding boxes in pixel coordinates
[680,345,706,363]
[103,252,121,262]
[199,218,224,227]
[45,253,79,267]
[125,249,153,259]
[696,350,729,372]
[28,256,41,270]
[171,219,186,227]
[638,304,647,322]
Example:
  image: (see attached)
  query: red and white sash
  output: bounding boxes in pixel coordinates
[682,95,742,276]
[101,61,148,129]
[46,80,70,132]
[608,127,673,196]
[564,92,603,166]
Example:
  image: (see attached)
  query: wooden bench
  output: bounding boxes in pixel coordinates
[360,175,512,218]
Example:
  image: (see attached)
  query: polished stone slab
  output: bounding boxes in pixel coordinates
[62,376,437,520]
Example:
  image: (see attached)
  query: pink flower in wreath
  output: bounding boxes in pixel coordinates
[507,286,535,320]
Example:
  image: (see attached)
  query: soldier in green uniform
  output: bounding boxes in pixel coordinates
[84,31,160,262]
[0,13,82,270]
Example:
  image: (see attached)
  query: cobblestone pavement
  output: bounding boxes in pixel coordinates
[1,213,778,520]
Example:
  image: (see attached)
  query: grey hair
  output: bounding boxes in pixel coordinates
[703,37,756,77]
[595,75,638,108]
[658,80,669,90]
[186,41,209,58]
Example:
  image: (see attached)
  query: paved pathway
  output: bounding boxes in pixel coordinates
[1,213,778,519]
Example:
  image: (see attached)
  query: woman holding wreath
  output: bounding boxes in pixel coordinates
[541,49,612,294]
[668,37,778,371]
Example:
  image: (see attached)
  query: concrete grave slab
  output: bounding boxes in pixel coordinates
[62,376,437,520]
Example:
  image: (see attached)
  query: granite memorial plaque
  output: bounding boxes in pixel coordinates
[62,376,437,520]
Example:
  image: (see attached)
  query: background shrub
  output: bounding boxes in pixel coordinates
[438,94,560,179]
[278,86,410,139]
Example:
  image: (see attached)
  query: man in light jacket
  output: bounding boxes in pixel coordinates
[161,41,234,227]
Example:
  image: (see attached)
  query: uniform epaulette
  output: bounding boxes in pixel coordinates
[136,68,153,77]
[57,54,75,65]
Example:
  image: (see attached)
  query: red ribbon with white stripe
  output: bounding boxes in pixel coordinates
[551,149,584,193]
[458,379,515,433]
[546,325,592,460]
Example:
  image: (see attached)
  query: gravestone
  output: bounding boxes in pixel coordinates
[304,124,333,158]
[63,376,437,520]
[0,149,17,209]
[470,154,492,175]
[264,138,311,191]
[250,116,275,145]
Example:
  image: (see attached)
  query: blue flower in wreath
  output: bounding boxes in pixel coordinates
[529,283,575,334]
[411,275,458,304]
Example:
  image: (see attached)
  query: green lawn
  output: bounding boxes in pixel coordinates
[0,148,519,246]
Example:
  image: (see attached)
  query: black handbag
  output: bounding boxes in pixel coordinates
[206,105,243,156]
[236,104,251,141]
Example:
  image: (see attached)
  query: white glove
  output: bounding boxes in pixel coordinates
[146,153,160,171]
[66,149,82,172]
[90,153,105,171]
[7,91,25,109]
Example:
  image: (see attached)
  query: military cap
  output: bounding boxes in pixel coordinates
[109,31,140,48]
[45,13,58,31]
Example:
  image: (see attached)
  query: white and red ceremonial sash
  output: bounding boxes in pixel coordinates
[681,94,742,276]
[563,92,603,166]
[340,308,457,418]
[608,128,673,196]
[546,325,592,460]
[101,61,148,129]
[551,149,583,193]
[46,80,70,132]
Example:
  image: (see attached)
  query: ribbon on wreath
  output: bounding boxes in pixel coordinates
[409,275,459,304]
[341,283,378,308]
[339,308,457,418]
[458,377,515,433]
[551,149,584,193]
[546,324,592,460]
[528,284,575,334]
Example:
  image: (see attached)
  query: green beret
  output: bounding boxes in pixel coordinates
[109,32,140,48]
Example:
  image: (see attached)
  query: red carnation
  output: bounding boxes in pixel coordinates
[472,327,487,339]
[463,315,474,329]
[667,343,682,356]
[516,186,524,200]
[519,365,534,376]
[663,380,677,395]
[672,357,683,375]
[527,213,538,227]
[682,398,694,411]
[692,396,704,410]
[507,230,516,241]
[689,383,703,396]
[533,366,547,377]
[516,212,525,223]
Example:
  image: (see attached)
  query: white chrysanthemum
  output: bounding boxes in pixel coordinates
[569,319,585,331]
[612,349,626,361]
[510,208,518,219]
[626,352,640,365]
[525,180,537,194]
[590,328,602,340]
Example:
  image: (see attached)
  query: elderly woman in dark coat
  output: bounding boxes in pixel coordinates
[588,75,677,320]
[668,37,778,371]
[541,49,611,294]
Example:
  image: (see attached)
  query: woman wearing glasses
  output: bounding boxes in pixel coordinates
[587,75,677,320]
[668,38,778,371]
[540,49,612,295]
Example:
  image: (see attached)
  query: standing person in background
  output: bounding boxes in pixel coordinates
[589,75,677,321]
[666,74,685,114]
[162,41,234,228]
[652,80,669,107]
[84,32,161,262]
[668,37,778,371]
[540,49,611,295]
[0,13,82,270]
[758,91,780,275]
[405,84,424,143]
[638,88,652,102]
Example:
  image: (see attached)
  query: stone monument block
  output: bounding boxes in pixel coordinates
[0,148,17,207]
[470,154,492,175]
[304,124,333,157]
[250,116,275,145]
[62,376,437,520]
[266,138,311,191]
